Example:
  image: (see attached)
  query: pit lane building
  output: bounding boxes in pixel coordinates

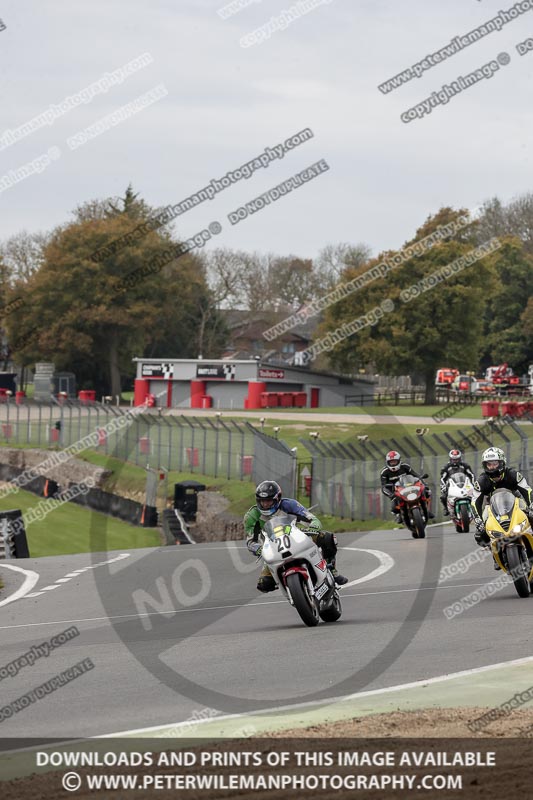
[133,358,374,409]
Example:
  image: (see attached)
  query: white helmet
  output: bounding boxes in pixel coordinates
[481,447,506,479]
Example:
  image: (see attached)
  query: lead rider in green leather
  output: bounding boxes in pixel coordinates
[244,480,348,593]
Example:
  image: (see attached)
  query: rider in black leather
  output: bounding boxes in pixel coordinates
[380,451,434,521]
[440,449,475,516]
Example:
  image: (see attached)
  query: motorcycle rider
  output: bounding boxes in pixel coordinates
[473,447,533,555]
[440,449,475,516]
[380,451,434,522]
[244,480,348,593]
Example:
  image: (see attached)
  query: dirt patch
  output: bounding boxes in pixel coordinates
[3,719,533,800]
[191,490,243,542]
[267,707,533,738]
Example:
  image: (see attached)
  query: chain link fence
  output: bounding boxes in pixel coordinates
[0,402,296,493]
[4,401,527,520]
[303,418,533,521]
[251,429,297,497]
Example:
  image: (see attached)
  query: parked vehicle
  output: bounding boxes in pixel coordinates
[451,374,479,393]
[475,380,496,394]
[435,368,459,387]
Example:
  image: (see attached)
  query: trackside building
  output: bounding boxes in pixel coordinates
[132,359,374,409]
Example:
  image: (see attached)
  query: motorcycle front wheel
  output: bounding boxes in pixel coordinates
[411,507,426,539]
[286,573,320,626]
[506,545,530,598]
[459,504,470,533]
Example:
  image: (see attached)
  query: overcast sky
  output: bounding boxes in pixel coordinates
[0,0,531,262]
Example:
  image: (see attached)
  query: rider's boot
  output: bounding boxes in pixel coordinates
[257,565,278,593]
[327,559,348,586]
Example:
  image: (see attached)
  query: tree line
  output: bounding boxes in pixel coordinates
[1,186,532,399]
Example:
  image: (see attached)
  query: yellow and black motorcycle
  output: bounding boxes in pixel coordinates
[485,489,533,598]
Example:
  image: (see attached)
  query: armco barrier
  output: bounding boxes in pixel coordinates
[161,508,195,544]
[0,509,30,558]
[69,485,147,526]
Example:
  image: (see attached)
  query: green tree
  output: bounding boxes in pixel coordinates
[481,240,533,375]
[319,208,499,403]
[5,188,222,396]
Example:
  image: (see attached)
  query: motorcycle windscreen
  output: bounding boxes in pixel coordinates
[263,514,294,541]
[449,472,467,487]
[489,489,516,518]
[396,474,418,487]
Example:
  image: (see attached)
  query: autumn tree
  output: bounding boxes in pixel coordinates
[5,187,223,396]
[319,207,499,403]
[480,240,533,374]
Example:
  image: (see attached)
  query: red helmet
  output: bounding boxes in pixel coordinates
[386,451,401,472]
[448,449,462,466]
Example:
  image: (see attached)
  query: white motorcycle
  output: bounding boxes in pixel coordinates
[446,472,474,533]
[261,514,342,627]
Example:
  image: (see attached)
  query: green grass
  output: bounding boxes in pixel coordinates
[242,420,497,456]
[0,487,160,557]
[75,451,404,530]
[77,451,255,517]
[2,407,531,552]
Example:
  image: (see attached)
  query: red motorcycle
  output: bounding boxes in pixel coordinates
[393,473,430,539]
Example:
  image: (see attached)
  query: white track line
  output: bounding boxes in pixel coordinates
[0,563,40,607]
[20,552,131,599]
[342,547,394,587]
[0,581,494,631]
[100,654,533,738]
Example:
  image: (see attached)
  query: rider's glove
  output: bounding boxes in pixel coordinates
[528,502,533,515]
[247,541,262,557]
[474,519,488,546]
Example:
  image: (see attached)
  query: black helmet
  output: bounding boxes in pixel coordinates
[255,480,282,516]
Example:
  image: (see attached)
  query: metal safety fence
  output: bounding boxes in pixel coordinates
[251,429,297,497]
[0,403,296,492]
[303,418,533,521]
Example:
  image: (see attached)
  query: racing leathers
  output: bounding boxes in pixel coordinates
[472,468,533,546]
[380,462,433,519]
[440,461,475,514]
[244,498,344,592]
